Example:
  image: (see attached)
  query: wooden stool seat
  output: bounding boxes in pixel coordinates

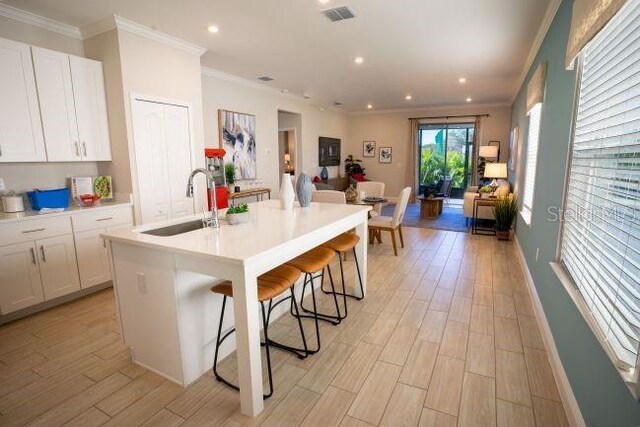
[322,233,359,253]
[211,265,301,302]
[287,247,335,273]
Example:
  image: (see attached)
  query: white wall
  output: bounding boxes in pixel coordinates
[347,105,511,197]
[201,70,349,195]
[0,18,100,194]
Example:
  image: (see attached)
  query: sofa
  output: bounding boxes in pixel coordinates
[463,179,511,220]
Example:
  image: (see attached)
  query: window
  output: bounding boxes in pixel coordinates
[560,0,640,374]
[522,103,542,224]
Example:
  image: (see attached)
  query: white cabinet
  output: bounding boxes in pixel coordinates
[132,100,193,224]
[31,47,111,162]
[36,234,81,300]
[0,242,45,314]
[32,46,80,161]
[69,55,111,161]
[75,229,110,289]
[0,37,46,162]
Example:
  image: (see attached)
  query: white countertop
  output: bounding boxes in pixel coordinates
[102,200,370,265]
[0,199,133,224]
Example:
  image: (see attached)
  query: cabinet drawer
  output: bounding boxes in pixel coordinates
[0,216,72,246]
[72,206,132,232]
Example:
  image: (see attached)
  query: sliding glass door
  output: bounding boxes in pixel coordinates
[418,123,474,199]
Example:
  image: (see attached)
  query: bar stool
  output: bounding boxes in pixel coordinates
[287,246,341,354]
[321,232,364,317]
[211,264,307,399]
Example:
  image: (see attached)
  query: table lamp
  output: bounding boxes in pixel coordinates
[484,162,508,196]
[284,153,291,173]
[479,145,499,159]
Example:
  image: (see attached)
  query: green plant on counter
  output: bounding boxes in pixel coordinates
[479,185,493,193]
[225,163,236,185]
[493,196,518,232]
[227,203,248,214]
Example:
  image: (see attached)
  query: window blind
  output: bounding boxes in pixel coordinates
[560,0,640,369]
[522,103,542,221]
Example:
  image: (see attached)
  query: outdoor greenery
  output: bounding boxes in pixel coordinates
[493,196,518,231]
[419,128,471,190]
[227,203,248,214]
[224,163,235,185]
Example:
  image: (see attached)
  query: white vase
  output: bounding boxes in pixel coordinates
[280,173,294,210]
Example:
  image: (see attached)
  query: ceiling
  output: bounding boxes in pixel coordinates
[2,0,552,111]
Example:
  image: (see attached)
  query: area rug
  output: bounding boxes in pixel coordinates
[381,202,470,232]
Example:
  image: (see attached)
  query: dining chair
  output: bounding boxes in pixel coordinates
[312,190,346,204]
[368,187,411,256]
[356,181,385,216]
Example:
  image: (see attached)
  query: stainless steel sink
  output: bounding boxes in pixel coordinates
[141,220,205,237]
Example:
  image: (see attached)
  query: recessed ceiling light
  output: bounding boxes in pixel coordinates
[405,95,412,101]
[354,57,364,64]
[459,77,467,84]
[207,24,219,34]
[367,103,373,109]
[319,0,330,3]
[466,97,472,102]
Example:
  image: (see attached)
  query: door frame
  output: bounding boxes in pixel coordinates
[129,93,197,225]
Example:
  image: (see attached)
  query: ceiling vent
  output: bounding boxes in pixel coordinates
[322,6,356,22]
[258,76,274,82]
[333,101,343,107]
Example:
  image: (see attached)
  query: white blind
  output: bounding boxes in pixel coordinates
[523,103,542,219]
[560,0,640,369]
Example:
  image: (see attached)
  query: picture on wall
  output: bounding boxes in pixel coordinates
[218,109,256,179]
[509,126,519,172]
[379,147,392,163]
[363,141,376,157]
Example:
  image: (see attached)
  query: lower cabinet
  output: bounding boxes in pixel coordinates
[0,242,45,313]
[75,228,110,289]
[37,234,81,300]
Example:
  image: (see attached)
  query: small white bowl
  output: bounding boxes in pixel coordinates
[226,211,250,225]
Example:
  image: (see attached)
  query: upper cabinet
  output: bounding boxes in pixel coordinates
[31,46,112,162]
[0,38,46,162]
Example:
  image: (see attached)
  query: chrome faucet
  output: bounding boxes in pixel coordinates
[186,168,220,228]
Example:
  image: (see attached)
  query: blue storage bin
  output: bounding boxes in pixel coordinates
[27,188,70,210]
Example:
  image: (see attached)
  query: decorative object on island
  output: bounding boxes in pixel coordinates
[479,185,493,199]
[226,203,251,225]
[509,127,519,172]
[484,162,508,195]
[319,137,341,166]
[345,185,358,204]
[363,141,376,157]
[296,173,314,208]
[224,163,236,192]
[279,173,294,210]
[218,109,256,179]
[379,147,392,163]
[320,166,329,181]
[344,154,365,175]
[493,195,518,240]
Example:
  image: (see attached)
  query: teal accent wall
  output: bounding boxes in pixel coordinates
[510,0,640,425]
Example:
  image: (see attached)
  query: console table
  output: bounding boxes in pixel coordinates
[228,187,271,202]
[472,197,497,235]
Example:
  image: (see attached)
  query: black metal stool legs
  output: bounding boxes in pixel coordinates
[321,247,365,302]
[298,267,343,324]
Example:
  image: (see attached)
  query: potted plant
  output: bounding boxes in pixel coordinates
[225,163,236,192]
[226,203,250,225]
[344,155,365,176]
[493,196,518,240]
[479,185,493,199]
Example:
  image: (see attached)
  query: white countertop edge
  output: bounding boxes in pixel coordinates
[0,200,133,224]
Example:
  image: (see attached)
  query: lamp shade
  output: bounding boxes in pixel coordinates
[479,145,499,158]
[284,154,291,162]
[484,162,508,179]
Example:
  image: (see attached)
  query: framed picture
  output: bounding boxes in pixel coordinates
[218,109,257,179]
[509,126,519,172]
[379,146,392,163]
[363,141,376,157]
[319,137,341,166]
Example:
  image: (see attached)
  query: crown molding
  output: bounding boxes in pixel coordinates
[347,102,511,116]
[0,3,82,39]
[512,0,562,102]
[82,15,206,56]
[201,66,309,102]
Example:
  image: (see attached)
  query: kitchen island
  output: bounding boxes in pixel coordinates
[102,200,370,417]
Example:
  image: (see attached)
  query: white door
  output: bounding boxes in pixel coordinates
[132,100,172,224]
[74,228,110,289]
[0,37,46,162]
[32,47,80,162]
[36,234,81,300]
[164,104,194,218]
[69,55,111,161]
[0,242,44,314]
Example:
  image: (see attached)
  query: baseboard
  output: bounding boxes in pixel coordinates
[513,236,586,427]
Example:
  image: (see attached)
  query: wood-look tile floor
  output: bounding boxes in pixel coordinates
[0,228,570,426]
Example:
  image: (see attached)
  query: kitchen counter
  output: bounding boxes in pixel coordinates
[102,200,370,417]
[0,198,133,224]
